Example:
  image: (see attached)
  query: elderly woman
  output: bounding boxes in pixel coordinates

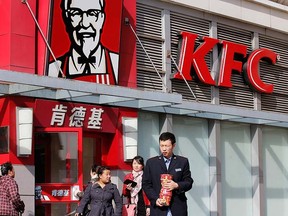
[75,166,122,216]
[0,162,25,216]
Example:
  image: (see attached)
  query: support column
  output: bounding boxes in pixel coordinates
[162,9,171,92]
[251,125,264,216]
[209,119,222,216]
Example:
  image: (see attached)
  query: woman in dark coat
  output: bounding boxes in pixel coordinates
[75,166,122,216]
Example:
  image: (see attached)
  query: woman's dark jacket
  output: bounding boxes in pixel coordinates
[76,182,122,216]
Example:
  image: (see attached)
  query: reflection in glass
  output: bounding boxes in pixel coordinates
[35,132,78,183]
[0,126,9,153]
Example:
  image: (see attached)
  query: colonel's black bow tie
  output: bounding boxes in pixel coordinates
[78,56,96,74]
[78,56,96,64]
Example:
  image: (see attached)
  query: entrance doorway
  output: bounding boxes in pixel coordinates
[34,128,104,215]
[81,135,102,184]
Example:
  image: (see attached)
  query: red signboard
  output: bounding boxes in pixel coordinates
[173,31,278,94]
[34,99,119,133]
[46,0,123,85]
[35,183,80,203]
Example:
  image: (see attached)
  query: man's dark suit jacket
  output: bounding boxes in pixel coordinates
[142,154,193,216]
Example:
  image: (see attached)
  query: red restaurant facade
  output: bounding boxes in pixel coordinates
[1,0,288,215]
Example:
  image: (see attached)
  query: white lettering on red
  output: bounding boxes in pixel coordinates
[50,104,68,126]
[69,106,86,127]
[87,108,104,129]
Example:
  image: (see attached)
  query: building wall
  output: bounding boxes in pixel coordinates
[138,111,288,216]
[0,0,36,73]
[137,0,288,114]
[14,165,35,216]
[1,0,288,215]
[161,0,288,33]
[136,1,288,216]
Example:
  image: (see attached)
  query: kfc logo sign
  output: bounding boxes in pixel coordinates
[173,31,278,94]
[47,0,122,85]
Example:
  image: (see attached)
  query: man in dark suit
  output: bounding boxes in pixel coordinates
[142,132,193,216]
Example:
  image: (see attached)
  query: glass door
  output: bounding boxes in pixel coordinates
[35,127,83,216]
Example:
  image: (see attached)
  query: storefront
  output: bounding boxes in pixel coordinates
[0,0,139,214]
[0,95,140,215]
[1,0,288,215]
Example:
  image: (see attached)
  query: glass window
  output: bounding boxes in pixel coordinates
[82,137,97,184]
[138,112,160,158]
[262,126,288,216]
[173,116,209,216]
[35,132,78,183]
[221,122,252,216]
[138,113,209,216]
[0,126,9,153]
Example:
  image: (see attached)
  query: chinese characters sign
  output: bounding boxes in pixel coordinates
[51,104,104,129]
[34,99,118,133]
[51,189,69,197]
[35,184,75,202]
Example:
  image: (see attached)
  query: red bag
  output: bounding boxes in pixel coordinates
[122,203,136,216]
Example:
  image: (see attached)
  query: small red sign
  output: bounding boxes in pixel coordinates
[35,184,76,203]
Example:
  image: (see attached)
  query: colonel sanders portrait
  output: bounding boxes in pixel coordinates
[48,0,119,85]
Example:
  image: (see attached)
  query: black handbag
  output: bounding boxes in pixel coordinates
[82,203,91,216]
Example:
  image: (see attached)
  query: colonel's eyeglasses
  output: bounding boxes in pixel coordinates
[67,8,103,20]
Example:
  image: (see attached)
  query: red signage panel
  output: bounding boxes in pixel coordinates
[34,99,119,133]
[46,0,123,85]
[35,183,80,203]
